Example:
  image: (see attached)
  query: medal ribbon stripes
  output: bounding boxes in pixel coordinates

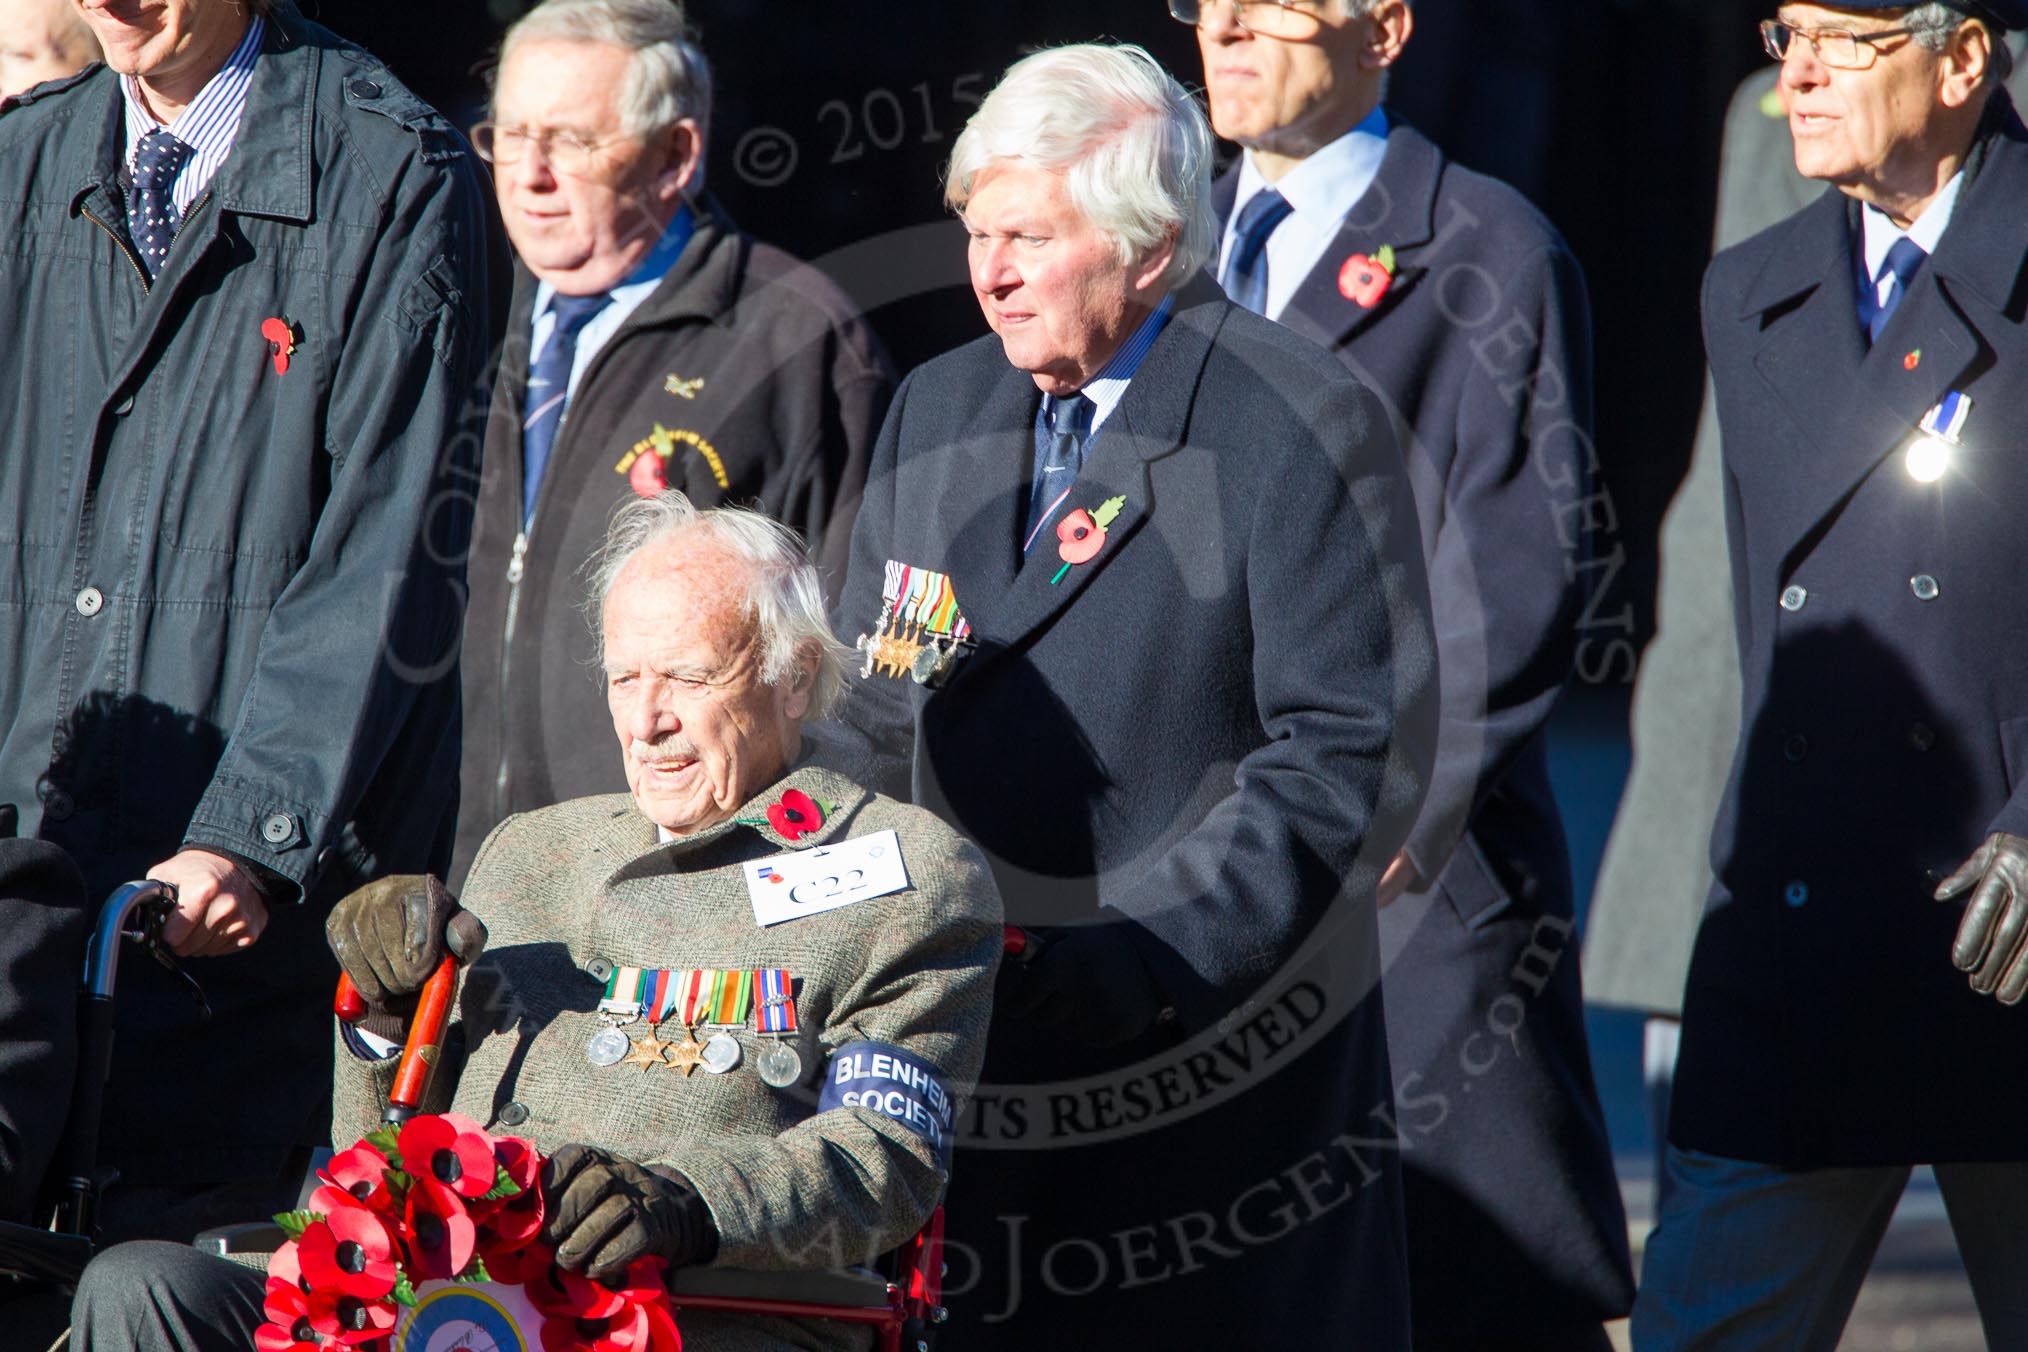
[1919,390,1972,443]
[599,968,696,1024]
[862,562,972,681]
[755,969,798,1035]
[704,968,754,1028]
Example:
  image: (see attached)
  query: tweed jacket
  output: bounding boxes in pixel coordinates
[335,767,1002,1352]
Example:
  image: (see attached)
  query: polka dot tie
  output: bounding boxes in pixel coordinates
[130,128,193,280]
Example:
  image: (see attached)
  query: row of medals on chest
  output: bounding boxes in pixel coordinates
[585,971,802,1089]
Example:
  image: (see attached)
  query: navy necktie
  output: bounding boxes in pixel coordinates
[522,292,614,523]
[1221,189,1294,316]
[129,129,193,280]
[1023,392,1093,552]
[1859,236,1927,344]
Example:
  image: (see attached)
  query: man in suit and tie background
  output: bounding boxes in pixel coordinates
[1183,2,1632,1346]
[817,41,1435,1348]
[1635,4,2028,1346]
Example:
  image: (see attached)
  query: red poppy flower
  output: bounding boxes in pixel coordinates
[316,1143,396,1215]
[481,1235,554,1286]
[306,1287,397,1347]
[263,1271,311,1328]
[1055,509,1106,565]
[400,1112,499,1200]
[402,1172,478,1280]
[629,451,668,497]
[766,789,823,840]
[532,1258,678,1352]
[297,1208,398,1300]
[254,1316,330,1352]
[475,1135,545,1251]
[267,1239,306,1293]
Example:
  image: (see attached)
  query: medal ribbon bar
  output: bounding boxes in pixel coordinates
[755,968,798,1034]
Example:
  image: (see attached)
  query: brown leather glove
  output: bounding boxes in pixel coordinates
[1934,831,2028,1004]
[325,874,487,1012]
[538,1142,718,1281]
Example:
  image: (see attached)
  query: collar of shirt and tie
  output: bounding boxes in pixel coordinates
[1021,295,1175,555]
[522,209,697,523]
[120,15,264,277]
[1853,170,1962,344]
[1219,105,1391,318]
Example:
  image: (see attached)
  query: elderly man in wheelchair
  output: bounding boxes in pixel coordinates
[70,492,1003,1351]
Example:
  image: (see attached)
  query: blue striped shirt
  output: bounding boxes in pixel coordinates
[121,16,264,222]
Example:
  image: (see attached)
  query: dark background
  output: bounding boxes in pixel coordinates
[313,0,1781,652]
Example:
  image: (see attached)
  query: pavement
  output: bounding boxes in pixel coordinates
[1552,690,1989,1351]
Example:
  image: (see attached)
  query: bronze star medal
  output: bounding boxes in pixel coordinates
[663,1027,707,1077]
[620,1030,674,1072]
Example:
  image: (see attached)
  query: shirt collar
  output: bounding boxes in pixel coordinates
[1235,104,1390,232]
[120,14,264,165]
[534,205,695,322]
[1065,292,1176,433]
[1860,170,1965,281]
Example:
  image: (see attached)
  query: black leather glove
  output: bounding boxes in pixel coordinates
[1935,831,2028,1004]
[997,924,1164,1046]
[325,874,486,1012]
[538,1142,718,1281]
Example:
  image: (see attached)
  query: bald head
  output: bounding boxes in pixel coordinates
[0,0,97,101]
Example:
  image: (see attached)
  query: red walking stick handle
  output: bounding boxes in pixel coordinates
[333,957,458,1122]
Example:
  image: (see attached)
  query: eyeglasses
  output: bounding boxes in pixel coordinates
[470,122,620,175]
[1759,19,1919,70]
[1168,0,1329,39]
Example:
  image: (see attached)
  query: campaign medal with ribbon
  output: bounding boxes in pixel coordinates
[699,969,754,1074]
[755,968,803,1088]
[663,968,710,1077]
[856,562,975,687]
[586,966,647,1066]
[1906,389,1973,484]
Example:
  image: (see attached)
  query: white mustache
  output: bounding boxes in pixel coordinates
[631,739,698,765]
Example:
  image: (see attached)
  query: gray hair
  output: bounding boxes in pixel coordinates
[497,0,714,153]
[582,492,850,720]
[1907,2,2015,84]
[945,44,1217,287]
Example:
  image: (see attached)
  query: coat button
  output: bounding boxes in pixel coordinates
[74,586,103,617]
[1783,880,1810,907]
[260,812,296,845]
[113,394,135,416]
[1910,574,1940,601]
[1780,585,1808,612]
[43,787,74,822]
[1909,722,1936,751]
[1783,734,1809,762]
[587,957,614,982]
[349,78,381,99]
[498,1102,529,1127]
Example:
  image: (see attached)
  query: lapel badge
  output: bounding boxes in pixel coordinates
[1338,244,1396,309]
[616,423,730,497]
[665,373,705,399]
[260,317,298,375]
[1050,494,1125,585]
[1904,349,1922,371]
[856,562,974,686]
[1906,389,1971,484]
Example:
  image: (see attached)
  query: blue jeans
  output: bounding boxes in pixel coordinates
[1632,1146,2028,1351]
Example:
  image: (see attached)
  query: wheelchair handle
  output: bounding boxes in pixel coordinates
[333,957,458,1123]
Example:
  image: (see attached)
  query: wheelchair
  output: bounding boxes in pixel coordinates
[0,881,956,1352]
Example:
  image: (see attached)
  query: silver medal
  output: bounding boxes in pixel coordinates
[701,1032,743,1074]
[586,1025,632,1067]
[757,1041,804,1088]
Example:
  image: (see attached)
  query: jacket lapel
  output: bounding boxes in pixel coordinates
[961,280,1222,675]
[1274,122,1442,351]
[1742,149,2017,562]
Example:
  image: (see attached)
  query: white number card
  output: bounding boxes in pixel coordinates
[745,830,910,927]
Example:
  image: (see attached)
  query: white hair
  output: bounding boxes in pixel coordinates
[497,0,714,153]
[945,43,1217,286]
[582,492,850,720]
[1905,2,2015,84]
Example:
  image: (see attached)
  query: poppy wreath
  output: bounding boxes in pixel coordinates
[257,1113,682,1352]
